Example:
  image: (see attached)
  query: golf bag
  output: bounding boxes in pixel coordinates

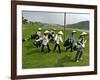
[48,33,55,43]
[73,43,78,51]
[63,39,70,47]
[73,42,83,51]
[31,33,39,40]
[33,40,42,48]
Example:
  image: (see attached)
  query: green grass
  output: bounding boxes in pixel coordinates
[22,23,89,69]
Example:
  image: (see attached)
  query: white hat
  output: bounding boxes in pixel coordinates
[58,31,63,35]
[81,32,87,35]
[44,30,49,34]
[38,28,42,31]
[72,30,76,33]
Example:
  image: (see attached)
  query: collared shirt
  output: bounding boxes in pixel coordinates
[54,34,63,44]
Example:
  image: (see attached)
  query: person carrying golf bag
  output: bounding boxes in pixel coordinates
[54,31,63,53]
[33,38,42,48]
[31,28,42,40]
[48,30,55,43]
[64,30,76,52]
[74,32,87,62]
[41,30,51,53]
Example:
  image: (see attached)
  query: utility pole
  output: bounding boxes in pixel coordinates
[64,12,66,42]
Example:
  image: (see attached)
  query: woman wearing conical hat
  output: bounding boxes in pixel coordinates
[54,31,63,53]
[74,32,87,62]
[36,28,42,37]
[41,30,51,53]
[64,30,76,52]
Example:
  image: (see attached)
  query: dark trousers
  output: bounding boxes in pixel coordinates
[41,44,51,52]
[66,41,73,52]
[75,49,83,61]
[54,44,61,53]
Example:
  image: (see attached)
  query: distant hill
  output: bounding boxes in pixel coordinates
[30,21,64,28]
[27,21,89,30]
[66,21,89,30]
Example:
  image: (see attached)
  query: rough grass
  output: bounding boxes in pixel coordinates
[22,23,89,69]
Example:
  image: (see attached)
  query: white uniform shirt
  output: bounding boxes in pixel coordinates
[54,34,63,44]
[42,35,49,45]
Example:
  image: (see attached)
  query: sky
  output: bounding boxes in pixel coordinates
[22,11,90,25]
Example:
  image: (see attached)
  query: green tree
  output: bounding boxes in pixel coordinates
[22,17,28,24]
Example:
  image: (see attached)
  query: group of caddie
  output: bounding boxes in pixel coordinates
[31,28,87,62]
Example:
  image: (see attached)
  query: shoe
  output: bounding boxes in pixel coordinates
[80,58,83,60]
[76,60,79,62]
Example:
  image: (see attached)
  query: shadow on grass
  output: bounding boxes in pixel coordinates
[26,48,41,55]
[55,54,73,67]
[26,47,50,55]
[24,45,33,50]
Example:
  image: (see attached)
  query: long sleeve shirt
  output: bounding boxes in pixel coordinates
[77,37,86,48]
[42,35,49,45]
[35,35,49,46]
[68,33,74,42]
[54,34,63,44]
